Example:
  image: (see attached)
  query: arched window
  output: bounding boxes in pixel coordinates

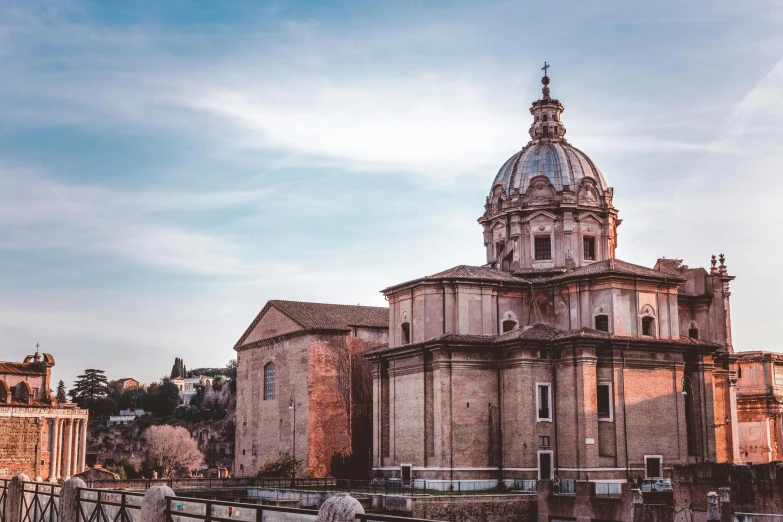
[264,363,275,400]
[642,316,655,337]
[688,327,699,339]
[401,322,411,344]
[595,315,609,332]
[502,319,517,333]
[497,199,504,211]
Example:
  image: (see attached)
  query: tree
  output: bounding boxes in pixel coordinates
[143,425,203,476]
[170,358,186,379]
[256,453,302,478]
[55,380,67,403]
[143,380,181,417]
[70,369,109,401]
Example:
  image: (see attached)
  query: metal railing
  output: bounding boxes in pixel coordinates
[1,479,8,522]
[735,514,783,522]
[356,514,437,522]
[554,479,575,494]
[164,495,318,522]
[77,488,144,522]
[19,482,61,522]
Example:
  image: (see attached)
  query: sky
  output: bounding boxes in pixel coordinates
[1,0,782,387]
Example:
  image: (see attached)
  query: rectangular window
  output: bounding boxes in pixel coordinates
[539,435,550,448]
[688,328,699,339]
[645,455,662,478]
[583,237,595,260]
[537,383,552,421]
[535,236,552,260]
[597,383,613,421]
[538,451,553,480]
[595,315,609,332]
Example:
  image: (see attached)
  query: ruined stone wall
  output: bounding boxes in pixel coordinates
[410,494,537,522]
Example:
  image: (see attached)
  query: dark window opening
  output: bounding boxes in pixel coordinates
[539,436,550,448]
[496,242,505,258]
[401,465,412,485]
[502,319,517,333]
[535,237,552,260]
[597,384,612,420]
[583,237,595,260]
[539,452,552,480]
[645,457,662,478]
[595,315,609,332]
[642,316,655,336]
[689,328,699,339]
[537,384,551,420]
[401,322,411,344]
[738,367,742,379]
[497,199,504,211]
[542,114,548,122]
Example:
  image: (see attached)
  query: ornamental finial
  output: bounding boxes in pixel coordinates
[541,62,551,100]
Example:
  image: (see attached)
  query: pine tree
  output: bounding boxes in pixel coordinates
[170,357,186,379]
[70,369,110,401]
[55,380,67,402]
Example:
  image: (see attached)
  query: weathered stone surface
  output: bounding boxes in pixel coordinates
[316,494,365,522]
[141,485,175,522]
[60,477,87,522]
[8,474,31,522]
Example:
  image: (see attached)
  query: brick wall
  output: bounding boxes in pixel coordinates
[0,416,43,478]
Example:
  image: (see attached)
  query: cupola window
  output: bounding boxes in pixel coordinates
[642,316,655,337]
[535,237,552,260]
[583,237,595,260]
[595,315,609,332]
[502,319,517,333]
[401,322,411,344]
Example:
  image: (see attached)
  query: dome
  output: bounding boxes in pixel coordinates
[492,141,608,196]
[490,72,608,197]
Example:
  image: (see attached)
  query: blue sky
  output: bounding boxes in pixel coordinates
[1,0,782,387]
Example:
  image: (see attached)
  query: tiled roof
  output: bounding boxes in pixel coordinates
[655,258,685,276]
[270,300,388,330]
[0,362,44,376]
[496,323,562,341]
[532,259,684,283]
[383,265,525,293]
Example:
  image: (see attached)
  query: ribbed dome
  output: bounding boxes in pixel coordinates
[492,141,608,196]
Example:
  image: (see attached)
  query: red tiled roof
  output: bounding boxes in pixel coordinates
[235,300,388,348]
[0,362,45,376]
[532,259,684,283]
[382,265,525,293]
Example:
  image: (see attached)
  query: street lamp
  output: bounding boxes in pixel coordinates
[289,397,296,483]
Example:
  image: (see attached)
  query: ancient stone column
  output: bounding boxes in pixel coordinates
[80,418,88,472]
[71,419,79,478]
[49,417,60,482]
[55,419,64,480]
[60,477,86,522]
[63,418,73,479]
[707,491,720,522]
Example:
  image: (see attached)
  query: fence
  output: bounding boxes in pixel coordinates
[165,495,317,522]
[594,482,622,496]
[735,514,783,522]
[19,482,60,522]
[77,488,143,522]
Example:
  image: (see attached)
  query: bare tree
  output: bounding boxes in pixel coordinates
[143,425,203,476]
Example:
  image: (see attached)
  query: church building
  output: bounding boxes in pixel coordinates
[365,72,741,488]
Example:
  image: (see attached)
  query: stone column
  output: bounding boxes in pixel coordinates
[63,419,73,480]
[80,418,88,472]
[141,485,175,522]
[728,377,742,463]
[49,418,60,482]
[55,420,64,480]
[71,419,80,477]
[707,492,720,522]
[8,474,31,522]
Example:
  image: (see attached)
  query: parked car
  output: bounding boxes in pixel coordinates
[641,478,673,492]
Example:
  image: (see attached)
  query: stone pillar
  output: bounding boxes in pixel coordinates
[71,419,79,478]
[80,418,88,472]
[728,377,742,463]
[7,474,30,522]
[49,418,60,482]
[316,494,365,522]
[63,419,73,480]
[719,487,731,522]
[140,485,175,522]
[60,477,86,522]
[707,491,720,522]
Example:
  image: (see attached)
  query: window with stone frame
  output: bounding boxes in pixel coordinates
[537,383,552,421]
[597,383,613,421]
[595,314,609,332]
[688,327,699,339]
[401,322,411,344]
[583,236,596,260]
[642,316,655,336]
[263,362,275,400]
[535,236,552,260]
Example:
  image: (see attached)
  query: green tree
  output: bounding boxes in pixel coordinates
[256,453,302,478]
[143,380,181,417]
[70,369,109,401]
[55,380,67,402]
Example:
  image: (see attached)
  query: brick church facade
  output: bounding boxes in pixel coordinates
[365,73,742,487]
[234,300,388,477]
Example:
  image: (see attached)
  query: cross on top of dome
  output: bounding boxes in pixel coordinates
[528,65,566,142]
